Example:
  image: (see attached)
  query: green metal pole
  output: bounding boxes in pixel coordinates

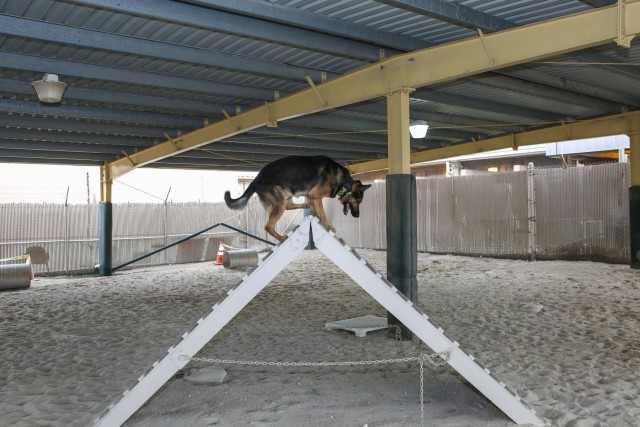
[98,201,112,276]
[630,131,640,269]
[386,174,418,339]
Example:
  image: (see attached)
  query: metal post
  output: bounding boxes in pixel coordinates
[386,174,418,339]
[527,163,537,261]
[99,165,113,276]
[98,201,112,276]
[386,87,417,339]
[629,131,640,269]
[303,207,315,249]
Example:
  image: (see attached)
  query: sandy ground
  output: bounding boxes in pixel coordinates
[1,248,639,427]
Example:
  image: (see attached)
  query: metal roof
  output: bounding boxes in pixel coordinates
[0,0,638,171]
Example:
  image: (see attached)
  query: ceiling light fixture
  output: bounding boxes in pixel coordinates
[409,120,429,139]
[32,73,67,103]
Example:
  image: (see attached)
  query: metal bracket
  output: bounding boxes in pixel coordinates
[560,120,572,140]
[305,75,327,107]
[163,133,182,151]
[121,151,137,166]
[266,101,278,128]
[617,0,635,48]
[477,29,497,65]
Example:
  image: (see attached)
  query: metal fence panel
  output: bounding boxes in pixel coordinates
[535,163,629,263]
[417,172,530,257]
[325,180,386,250]
[0,163,632,274]
[326,163,629,263]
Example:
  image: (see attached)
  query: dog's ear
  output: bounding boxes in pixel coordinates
[360,184,372,192]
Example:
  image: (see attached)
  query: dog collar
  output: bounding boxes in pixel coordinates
[334,177,355,200]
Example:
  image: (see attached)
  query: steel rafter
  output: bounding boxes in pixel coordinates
[0,14,337,83]
[99,1,640,183]
[69,0,387,61]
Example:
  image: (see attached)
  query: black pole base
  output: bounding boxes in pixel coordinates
[385,174,418,340]
[631,186,640,269]
[99,201,113,276]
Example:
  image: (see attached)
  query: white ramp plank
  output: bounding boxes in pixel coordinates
[94,219,313,427]
[96,216,543,427]
[310,217,544,426]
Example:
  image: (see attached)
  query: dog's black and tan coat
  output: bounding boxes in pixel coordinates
[224,155,371,242]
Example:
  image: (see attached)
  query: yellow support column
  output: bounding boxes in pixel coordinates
[385,88,417,338]
[100,165,112,203]
[387,88,413,174]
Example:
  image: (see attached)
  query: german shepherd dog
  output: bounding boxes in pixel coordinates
[224,155,371,242]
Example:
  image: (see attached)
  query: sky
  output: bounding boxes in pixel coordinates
[0,163,257,204]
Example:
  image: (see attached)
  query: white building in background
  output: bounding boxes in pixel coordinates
[417,135,630,176]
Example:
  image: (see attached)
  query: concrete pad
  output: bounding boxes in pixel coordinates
[324,315,387,337]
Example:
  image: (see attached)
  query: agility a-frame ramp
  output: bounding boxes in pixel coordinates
[95,216,544,427]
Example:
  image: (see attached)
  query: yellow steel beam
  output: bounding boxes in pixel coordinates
[349,111,640,174]
[102,1,640,189]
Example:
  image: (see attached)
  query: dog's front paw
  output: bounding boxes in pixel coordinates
[325,224,336,233]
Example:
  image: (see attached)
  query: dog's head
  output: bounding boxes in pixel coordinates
[341,181,371,218]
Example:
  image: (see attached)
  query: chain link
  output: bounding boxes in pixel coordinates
[420,354,425,427]
[184,355,421,367]
[183,348,451,370]
[182,347,452,427]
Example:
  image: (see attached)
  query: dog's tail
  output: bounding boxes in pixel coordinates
[224,184,255,210]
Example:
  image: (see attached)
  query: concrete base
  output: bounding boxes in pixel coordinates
[324,315,388,337]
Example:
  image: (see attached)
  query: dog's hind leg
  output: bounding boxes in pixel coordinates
[263,188,288,242]
[265,208,286,242]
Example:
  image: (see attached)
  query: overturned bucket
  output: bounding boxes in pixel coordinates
[0,264,32,291]
[223,249,259,269]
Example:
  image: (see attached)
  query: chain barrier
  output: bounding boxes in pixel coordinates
[185,355,421,367]
[182,347,452,427]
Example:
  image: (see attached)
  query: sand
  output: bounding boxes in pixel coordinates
[1,248,639,427]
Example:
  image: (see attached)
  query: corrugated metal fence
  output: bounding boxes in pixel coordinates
[327,162,630,263]
[0,163,631,275]
[0,199,301,275]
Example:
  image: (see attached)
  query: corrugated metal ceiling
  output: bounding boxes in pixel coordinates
[0,0,637,170]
